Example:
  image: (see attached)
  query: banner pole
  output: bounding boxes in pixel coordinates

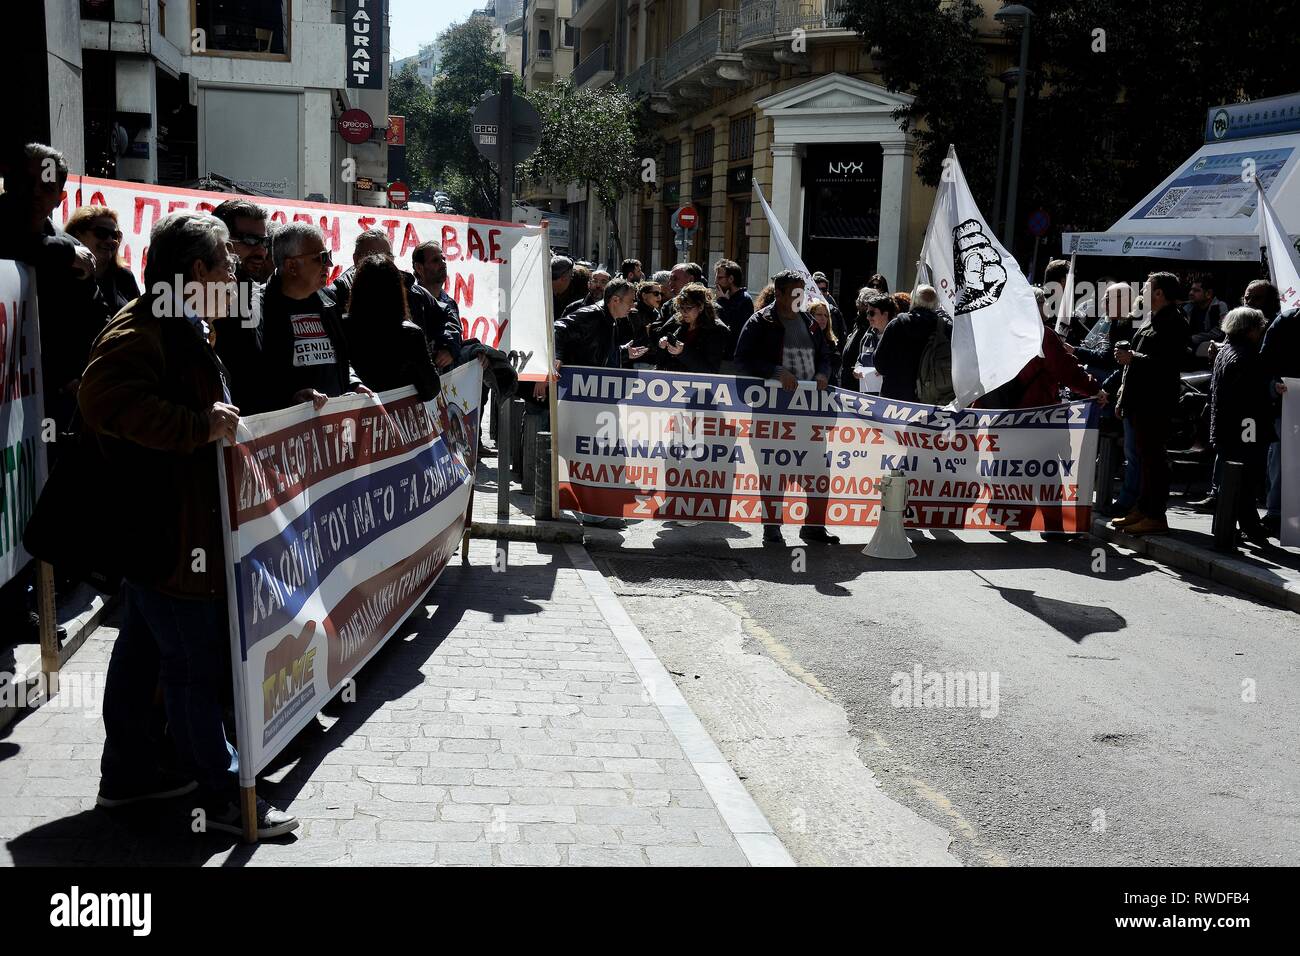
[37,562,59,693]
[540,221,560,517]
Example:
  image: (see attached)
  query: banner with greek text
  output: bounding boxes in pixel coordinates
[60,176,552,380]
[556,367,1100,532]
[0,261,47,587]
[218,361,482,783]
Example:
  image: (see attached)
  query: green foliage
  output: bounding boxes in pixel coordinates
[399,17,511,219]
[840,0,999,198]
[518,79,660,261]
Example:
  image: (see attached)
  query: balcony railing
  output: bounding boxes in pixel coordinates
[531,47,553,67]
[738,0,852,47]
[622,58,664,100]
[663,9,738,85]
[572,42,612,87]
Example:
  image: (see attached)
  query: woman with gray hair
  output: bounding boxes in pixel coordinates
[1209,305,1274,545]
[77,210,300,838]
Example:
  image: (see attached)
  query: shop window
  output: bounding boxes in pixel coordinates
[665,140,682,179]
[191,0,290,57]
[729,114,755,162]
[693,128,715,171]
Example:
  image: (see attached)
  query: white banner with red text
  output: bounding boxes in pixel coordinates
[0,261,47,587]
[217,361,482,784]
[556,367,1100,532]
[60,176,552,380]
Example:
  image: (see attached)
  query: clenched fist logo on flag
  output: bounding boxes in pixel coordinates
[953,219,1008,315]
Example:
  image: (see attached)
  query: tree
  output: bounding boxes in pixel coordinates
[388,64,436,193]
[415,17,511,218]
[840,0,999,200]
[517,79,659,264]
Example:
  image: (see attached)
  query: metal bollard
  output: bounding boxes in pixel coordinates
[534,431,553,521]
[510,399,524,481]
[1212,460,1244,552]
[1096,434,1117,516]
[521,410,540,496]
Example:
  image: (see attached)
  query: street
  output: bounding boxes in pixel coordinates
[585,520,1300,866]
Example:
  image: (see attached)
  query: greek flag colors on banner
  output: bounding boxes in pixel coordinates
[58,176,553,381]
[0,260,47,588]
[1255,177,1300,310]
[920,146,1045,408]
[218,362,482,784]
[752,182,828,308]
[556,367,1099,532]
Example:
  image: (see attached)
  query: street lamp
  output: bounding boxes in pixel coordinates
[995,2,1032,253]
[992,67,1021,239]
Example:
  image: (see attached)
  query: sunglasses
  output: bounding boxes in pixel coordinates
[88,225,123,242]
[231,232,271,249]
[288,249,333,267]
[647,290,663,297]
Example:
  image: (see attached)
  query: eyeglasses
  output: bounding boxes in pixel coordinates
[88,225,122,242]
[231,232,271,250]
[288,249,333,267]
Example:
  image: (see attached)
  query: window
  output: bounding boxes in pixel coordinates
[538,28,552,54]
[559,18,575,47]
[158,0,167,35]
[729,114,755,162]
[693,128,714,171]
[191,0,290,57]
[665,140,682,179]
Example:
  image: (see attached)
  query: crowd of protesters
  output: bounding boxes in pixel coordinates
[0,142,503,841]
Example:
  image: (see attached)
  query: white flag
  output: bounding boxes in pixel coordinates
[1256,177,1300,310]
[920,146,1044,407]
[1054,252,1076,336]
[753,181,827,308]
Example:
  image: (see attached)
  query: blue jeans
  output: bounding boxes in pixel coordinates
[1267,416,1282,518]
[100,583,239,799]
[1116,418,1141,511]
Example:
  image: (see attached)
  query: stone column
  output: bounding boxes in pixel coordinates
[768,142,803,266]
[709,116,729,265]
[878,139,915,293]
[636,0,647,67]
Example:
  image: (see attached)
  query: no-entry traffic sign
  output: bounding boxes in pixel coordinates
[675,204,698,230]
[388,181,410,207]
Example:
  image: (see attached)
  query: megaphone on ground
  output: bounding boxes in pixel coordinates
[864,469,916,560]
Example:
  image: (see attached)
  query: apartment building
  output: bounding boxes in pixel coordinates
[19,0,392,206]
[520,0,1009,304]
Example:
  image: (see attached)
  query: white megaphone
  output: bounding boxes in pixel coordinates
[864,469,916,560]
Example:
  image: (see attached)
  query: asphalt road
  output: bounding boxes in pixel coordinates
[584,520,1300,866]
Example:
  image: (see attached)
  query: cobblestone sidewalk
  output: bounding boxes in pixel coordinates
[0,540,789,866]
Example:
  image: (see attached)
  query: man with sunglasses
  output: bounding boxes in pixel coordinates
[212,199,272,284]
[249,222,370,413]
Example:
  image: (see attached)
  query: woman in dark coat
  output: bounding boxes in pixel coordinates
[345,255,441,401]
[840,289,896,391]
[654,282,731,374]
[1209,306,1274,544]
[620,279,661,367]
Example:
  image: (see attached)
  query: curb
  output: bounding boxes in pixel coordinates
[563,542,796,867]
[469,519,585,544]
[1091,518,1300,614]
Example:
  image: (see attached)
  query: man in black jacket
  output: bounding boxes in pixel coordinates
[873,285,945,402]
[1260,291,1298,537]
[250,222,371,413]
[411,240,465,368]
[1112,272,1191,535]
[714,257,754,364]
[554,278,646,369]
[734,270,837,546]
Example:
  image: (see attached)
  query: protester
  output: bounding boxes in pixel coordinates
[734,269,837,545]
[1259,284,1297,538]
[211,199,272,284]
[620,258,644,282]
[892,290,911,314]
[865,273,890,295]
[410,240,465,369]
[812,271,848,345]
[808,300,841,378]
[660,262,700,323]
[753,283,776,311]
[1186,275,1228,358]
[561,263,591,315]
[873,285,951,403]
[551,255,574,318]
[250,222,371,413]
[1111,272,1191,535]
[654,282,731,374]
[564,268,610,316]
[651,268,672,288]
[1076,283,1140,513]
[554,277,647,369]
[841,290,896,391]
[65,206,141,315]
[1207,306,1273,545]
[345,255,440,401]
[78,210,297,839]
[327,228,391,307]
[714,257,754,363]
[622,279,662,367]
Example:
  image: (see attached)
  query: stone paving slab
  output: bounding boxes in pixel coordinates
[0,540,782,867]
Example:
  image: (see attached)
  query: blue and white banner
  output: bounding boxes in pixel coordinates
[556,367,1100,533]
[218,362,482,783]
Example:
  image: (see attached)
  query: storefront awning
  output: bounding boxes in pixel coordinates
[1062,132,1300,261]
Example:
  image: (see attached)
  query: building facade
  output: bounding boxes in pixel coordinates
[18,0,392,207]
[519,0,1008,305]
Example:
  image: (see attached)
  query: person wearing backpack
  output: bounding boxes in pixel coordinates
[874,284,953,404]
